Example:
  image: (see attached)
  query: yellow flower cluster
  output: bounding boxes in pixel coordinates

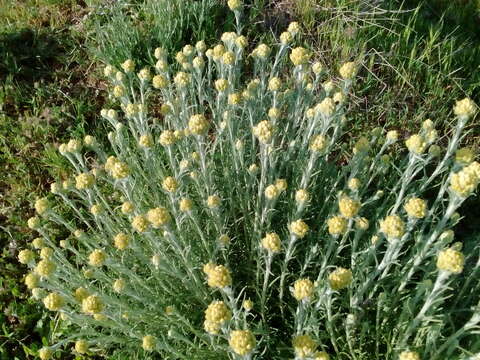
[204,301,232,334]
[40,247,53,259]
[75,172,95,190]
[114,233,130,250]
[265,184,280,200]
[82,295,104,314]
[189,114,209,135]
[146,207,171,227]
[74,287,90,303]
[18,249,35,264]
[139,134,154,148]
[35,198,49,215]
[121,201,134,214]
[159,130,176,146]
[111,161,130,179]
[380,215,405,240]
[214,78,229,92]
[328,267,352,290]
[261,232,281,253]
[39,348,53,360]
[174,71,190,88]
[453,97,477,119]
[229,330,256,356]
[456,147,475,164]
[295,189,310,204]
[355,217,369,230]
[74,340,89,354]
[290,47,310,66]
[207,195,221,208]
[309,134,327,152]
[253,120,274,143]
[404,197,427,218]
[405,134,427,155]
[179,198,193,212]
[89,249,106,267]
[142,335,156,351]
[43,292,64,311]
[227,0,242,11]
[327,216,347,236]
[290,219,309,238]
[399,351,421,360]
[204,264,232,289]
[152,74,168,89]
[338,196,361,218]
[27,216,41,229]
[437,248,464,274]
[162,176,178,192]
[25,273,39,289]
[339,61,356,79]
[90,204,103,216]
[252,43,271,59]
[292,278,314,301]
[35,259,56,277]
[450,161,480,197]
[293,334,317,358]
[268,77,282,91]
[316,97,335,117]
[113,278,126,293]
[348,178,361,191]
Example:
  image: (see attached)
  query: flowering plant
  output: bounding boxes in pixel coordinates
[19,4,480,359]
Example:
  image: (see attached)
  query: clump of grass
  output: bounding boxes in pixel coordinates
[17,6,480,358]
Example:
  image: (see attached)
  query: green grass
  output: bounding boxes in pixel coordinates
[0,0,479,357]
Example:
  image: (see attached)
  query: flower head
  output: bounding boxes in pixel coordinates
[404,198,427,219]
[35,259,56,277]
[43,292,64,311]
[261,233,281,253]
[453,98,476,119]
[339,61,356,79]
[82,295,104,314]
[89,249,106,267]
[437,248,464,274]
[39,347,53,360]
[229,330,256,356]
[405,134,427,155]
[293,278,314,301]
[293,334,317,358]
[327,216,348,236]
[189,114,209,135]
[146,207,171,227]
[290,47,310,66]
[75,173,95,190]
[380,215,405,240]
[206,264,232,289]
[328,267,353,290]
[75,340,89,354]
[290,219,309,238]
[18,249,35,264]
[142,335,156,351]
[399,351,421,360]
[205,301,232,324]
[338,196,361,218]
